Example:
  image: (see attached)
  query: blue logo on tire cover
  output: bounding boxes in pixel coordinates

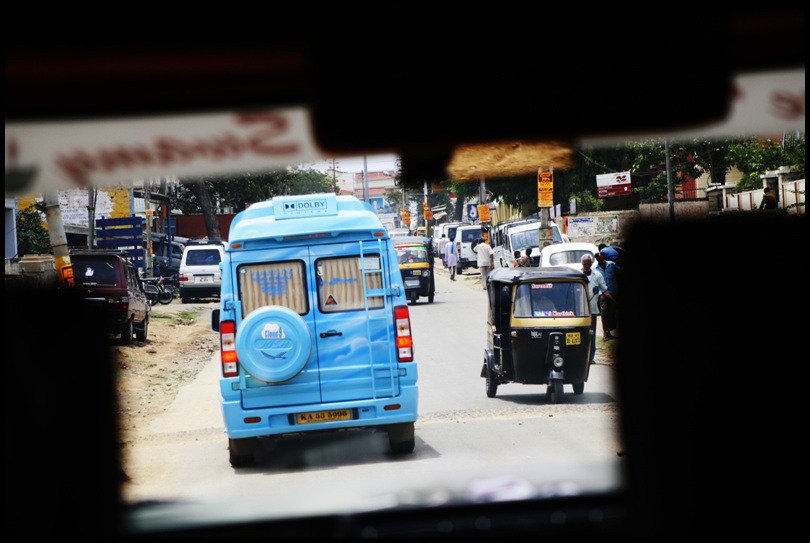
[236,306,312,384]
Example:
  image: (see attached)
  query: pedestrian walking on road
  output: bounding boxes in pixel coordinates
[444,237,458,281]
[516,247,533,268]
[595,251,618,340]
[581,254,615,364]
[474,237,493,290]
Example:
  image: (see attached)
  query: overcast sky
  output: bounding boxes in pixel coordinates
[301,154,400,174]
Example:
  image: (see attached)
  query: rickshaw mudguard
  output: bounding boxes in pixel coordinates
[482,349,498,377]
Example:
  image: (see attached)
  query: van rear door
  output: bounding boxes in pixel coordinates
[310,240,400,402]
[232,245,323,408]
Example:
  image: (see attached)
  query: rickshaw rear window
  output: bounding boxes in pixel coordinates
[395,245,429,264]
[72,258,120,286]
[513,282,589,318]
[238,261,308,316]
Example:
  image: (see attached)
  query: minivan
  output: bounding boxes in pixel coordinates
[211,193,419,468]
[451,224,483,273]
[70,251,150,343]
[179,241,226,303]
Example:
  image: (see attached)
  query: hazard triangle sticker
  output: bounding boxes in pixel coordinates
[325,294,338,307]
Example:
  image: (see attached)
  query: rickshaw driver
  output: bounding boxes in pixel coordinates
[580,254,615,363]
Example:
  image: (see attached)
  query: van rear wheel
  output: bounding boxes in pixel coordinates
[387,422,415,454]
[228,437,258,468]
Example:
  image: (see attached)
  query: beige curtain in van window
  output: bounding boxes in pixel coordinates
[317,257,384,312]
[239,261,308,317]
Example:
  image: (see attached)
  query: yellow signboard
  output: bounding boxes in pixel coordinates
[477,205,491,222]
[537,170,554,208]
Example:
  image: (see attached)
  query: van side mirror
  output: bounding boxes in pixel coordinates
[211,309,220,332]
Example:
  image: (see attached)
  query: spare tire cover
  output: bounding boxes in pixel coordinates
[235,306,313,384]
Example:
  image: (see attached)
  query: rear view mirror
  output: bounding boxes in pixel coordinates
[211,309,220,332]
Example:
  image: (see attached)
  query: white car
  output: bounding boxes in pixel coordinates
[179,241,226,303]
[492,220,565,268]
[451,224,483,272]
[537,242,600,272]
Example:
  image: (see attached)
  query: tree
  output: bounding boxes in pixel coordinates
[182,179,222,240]
[728,135,806,192]
[15,205,52,256]
[176,168,337,219]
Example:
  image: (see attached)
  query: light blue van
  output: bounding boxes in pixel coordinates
[211,193,419,467]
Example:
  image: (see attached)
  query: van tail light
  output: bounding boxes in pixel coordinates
[220,320,238,377]
[394,305,413,362]
[179,273,188,282]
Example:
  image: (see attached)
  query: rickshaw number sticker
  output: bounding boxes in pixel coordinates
[566,332,581,345]
[296,409,352,424]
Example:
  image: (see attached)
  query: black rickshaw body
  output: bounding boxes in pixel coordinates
[483,267,593,400]
[393,236,435,303]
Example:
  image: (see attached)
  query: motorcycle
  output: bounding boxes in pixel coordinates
[141,275,174,305]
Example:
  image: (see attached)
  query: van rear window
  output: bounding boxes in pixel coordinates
[186,249,221,266]
[316,256,384,313]
[72,258,120,286]
[238,261,308,316]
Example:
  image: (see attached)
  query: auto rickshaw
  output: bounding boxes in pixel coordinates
[393,236,435,304]
[482,267,594,403]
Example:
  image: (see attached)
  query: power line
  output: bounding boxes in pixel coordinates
[578,151,618,173]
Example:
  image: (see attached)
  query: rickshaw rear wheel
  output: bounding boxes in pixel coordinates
[572,382,585,394]
[428,293,434,303]
[485,367,498,397]
[547,379,564,404]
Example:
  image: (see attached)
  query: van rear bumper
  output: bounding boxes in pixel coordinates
[220,385,419,440]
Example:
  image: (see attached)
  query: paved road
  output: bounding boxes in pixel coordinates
[125,263,623,533]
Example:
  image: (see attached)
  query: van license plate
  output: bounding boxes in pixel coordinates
[566,332,581,345]
[196,276,213,283]
[296,408,352,424]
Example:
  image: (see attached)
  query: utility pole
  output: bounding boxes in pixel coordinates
[145,180,153,276]
[665,139,675,222]
[86,186,97,250]
[362,155,370,203]
[40,190,73,288]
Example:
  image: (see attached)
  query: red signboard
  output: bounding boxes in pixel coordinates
[596,172,632,198]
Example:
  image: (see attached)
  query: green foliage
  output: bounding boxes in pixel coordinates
[727,135,805,192]
[15,205,52,256]
[176,169,336,214]
[572,189,606,212]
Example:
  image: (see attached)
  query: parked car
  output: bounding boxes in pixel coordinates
[70,251,150,343]
[451,224,483,273]
[492,220,565,268]
[151,233,189,279]
[179,241,226,303]
[538,242,600,272]
[212,193,418,468]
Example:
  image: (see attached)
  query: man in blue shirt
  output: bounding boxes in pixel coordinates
[582,254,615,364]
[595,251,618,340]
